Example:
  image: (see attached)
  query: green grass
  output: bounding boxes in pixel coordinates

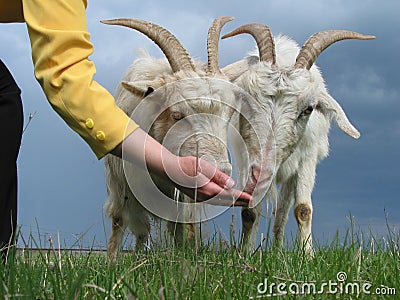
[1,229,399,299]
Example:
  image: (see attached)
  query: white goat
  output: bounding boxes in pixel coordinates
[221,23,375,253]
[102,17,239,261]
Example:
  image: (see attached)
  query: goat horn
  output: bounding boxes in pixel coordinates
[207,16,234,76]
[295,30,375,70]
[101,18,195,73]
[222,23,276,64]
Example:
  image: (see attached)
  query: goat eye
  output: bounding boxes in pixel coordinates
[171,112,184,121]
[300,106,314,118]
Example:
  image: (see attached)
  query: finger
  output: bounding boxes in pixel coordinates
[205,198,250,207]
[204,192,253,207]
[196,182,252,204]
[199,159,235,189]
[216,187,252,202]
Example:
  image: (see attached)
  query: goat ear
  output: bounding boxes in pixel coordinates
[121,81,148,97]
[121,80,158,98]
[317,92,360,139]
[221,58,255,82]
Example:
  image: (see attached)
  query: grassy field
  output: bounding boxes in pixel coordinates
[1,228,399,299]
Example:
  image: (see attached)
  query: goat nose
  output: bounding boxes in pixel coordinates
[251,165,271,184]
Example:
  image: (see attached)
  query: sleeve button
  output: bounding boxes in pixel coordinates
[85,118,94,129]
[96,131,106,141]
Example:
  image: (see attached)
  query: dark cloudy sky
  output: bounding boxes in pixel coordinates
[0,0,398,249]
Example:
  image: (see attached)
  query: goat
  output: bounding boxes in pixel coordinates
[102,17,240,261]
[221,23,375,253]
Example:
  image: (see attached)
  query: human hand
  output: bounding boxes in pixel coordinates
[164,155,252,207]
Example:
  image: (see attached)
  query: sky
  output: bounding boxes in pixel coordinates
[0,0,398,249]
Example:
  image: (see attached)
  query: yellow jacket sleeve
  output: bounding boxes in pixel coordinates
[21,0,139,159]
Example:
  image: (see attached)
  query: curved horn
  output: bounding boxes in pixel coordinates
[295,30,375,70]
[101,18,195,73]
[222,23,276,64]
[207,16,234,76]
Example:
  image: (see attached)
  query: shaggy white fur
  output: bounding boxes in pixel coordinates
[222,28,371,254]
